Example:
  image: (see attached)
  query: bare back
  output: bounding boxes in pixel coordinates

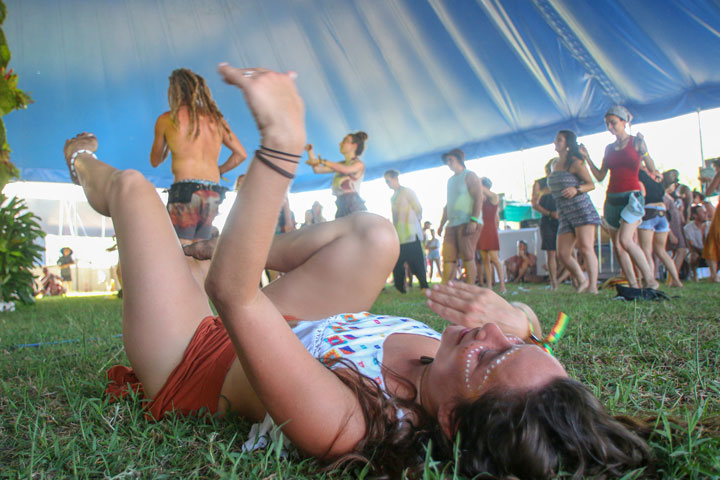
[162,106,225,183]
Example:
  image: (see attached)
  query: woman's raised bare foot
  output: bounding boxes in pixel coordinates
[670,280,683,287]
[575,277,589,293]
[63,133,98,185]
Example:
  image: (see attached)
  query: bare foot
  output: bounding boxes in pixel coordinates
[63,133,98,185]
[586,287,599,294]
[183,237,217,261]
[670,280,683,287]
[645,280,660,290]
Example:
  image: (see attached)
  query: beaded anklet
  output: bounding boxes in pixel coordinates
[68,149,97,184]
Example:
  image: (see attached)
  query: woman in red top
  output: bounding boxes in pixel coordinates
[476,177,505,293]
[587,106,660,290]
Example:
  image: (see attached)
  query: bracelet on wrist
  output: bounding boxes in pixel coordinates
[469,216,480,223]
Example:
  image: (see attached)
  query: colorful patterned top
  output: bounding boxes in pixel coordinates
[331,157,364,196]
[292,312,441,391]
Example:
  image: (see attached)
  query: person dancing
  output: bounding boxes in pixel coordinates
[547,131,600,293]
[151,68,247,244]
[637,168,683,287]
[532,159,560,290]
[476,177,506,293]
[662,171,688,281]
[586,106,660,289]
[305,132,368,218]
[699,158,720,282]
[63,65,650,479]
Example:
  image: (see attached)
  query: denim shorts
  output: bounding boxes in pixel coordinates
[638,205,670,233]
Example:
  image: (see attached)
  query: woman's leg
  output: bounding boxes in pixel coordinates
[674,247,687,277]
[608,227,639,288]
[480,251,492,288]
[262,213,399,320]
[547,250,558,290]
[653,232,682,287]
[637,229,655,278]
[575,225,599,293]
[66,135,213,398]
[489,250,506,293]
[557,232,587,292]
[618,221,658,288]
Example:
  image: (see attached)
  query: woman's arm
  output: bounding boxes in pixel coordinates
[206,66,364,458]
[150,114,170,167]
[218,122,248,175]
[319,158,364,176]
[531,181,547,214]
[425,282,541,340]
[569,158,596,194]
[706,169,720,195]
[585,144,608,181]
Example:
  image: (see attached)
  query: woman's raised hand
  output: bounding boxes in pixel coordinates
[425,281,530,338]
[217,64,305,155]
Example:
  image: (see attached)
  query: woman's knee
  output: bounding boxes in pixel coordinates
[350,213,399,261]
[107,169,155,205]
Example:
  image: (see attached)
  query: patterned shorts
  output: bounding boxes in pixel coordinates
[167,188,221,241]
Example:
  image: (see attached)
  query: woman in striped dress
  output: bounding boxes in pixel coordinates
[548,130,600,293]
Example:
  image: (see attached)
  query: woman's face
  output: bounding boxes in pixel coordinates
[427,324,567,415]
[605,115,627,137]
[553,133,566,153]
[339,135,356,155]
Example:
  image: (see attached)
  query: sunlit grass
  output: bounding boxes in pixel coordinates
[2,283,719,478]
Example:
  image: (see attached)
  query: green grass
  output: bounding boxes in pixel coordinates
[1,283,719,479]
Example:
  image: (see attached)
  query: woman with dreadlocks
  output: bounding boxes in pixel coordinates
[66,65,652,479]
[151,68,247,244]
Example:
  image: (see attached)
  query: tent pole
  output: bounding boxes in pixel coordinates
[697,109,704,167]
[597,225,602,274]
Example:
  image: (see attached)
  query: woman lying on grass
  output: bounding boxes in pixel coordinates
[63,65,650,479]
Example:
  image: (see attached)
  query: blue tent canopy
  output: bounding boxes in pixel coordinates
[5,0,720,192]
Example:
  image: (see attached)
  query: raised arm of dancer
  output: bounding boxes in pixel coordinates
[305,143,333,173]
[584,144,607,182]
[218,121,248,175]
[206,66,364,458]
[633,137,659,176]
[425,281,541,340]
[150,114,170,167]
[704,169,720,195]
[315,158,364,175]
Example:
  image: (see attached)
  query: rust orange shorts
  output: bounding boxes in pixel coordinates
[105,316,236,420]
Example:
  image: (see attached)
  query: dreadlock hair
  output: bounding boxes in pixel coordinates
[167,68,229,138]
[327,368,655,479]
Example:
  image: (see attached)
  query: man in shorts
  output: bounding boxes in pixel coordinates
[151,69,247,244]
[384,170,428,292]
[437,148,483,285]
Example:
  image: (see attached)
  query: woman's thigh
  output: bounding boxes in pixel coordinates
[263,213,398,320]
[637,228,654,251]
[557,232,576,256]
[110,171,213,397]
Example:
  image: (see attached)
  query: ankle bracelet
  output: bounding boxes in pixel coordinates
[69,149,97,175]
